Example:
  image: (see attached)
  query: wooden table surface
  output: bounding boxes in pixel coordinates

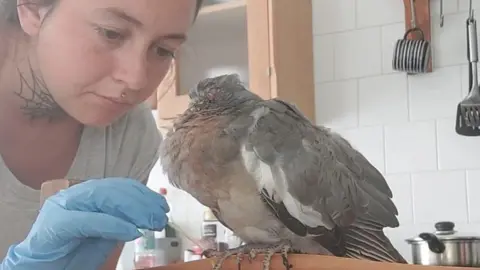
[147,254,471,270]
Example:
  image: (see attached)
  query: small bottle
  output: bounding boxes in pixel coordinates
[133,229,156,269]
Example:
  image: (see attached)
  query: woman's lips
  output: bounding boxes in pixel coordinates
[94,94,132,107]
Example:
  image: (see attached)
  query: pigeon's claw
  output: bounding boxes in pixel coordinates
[202,247,248,270]
[243,240,293,270]
[202,240,293,270]
[202,249,226,259]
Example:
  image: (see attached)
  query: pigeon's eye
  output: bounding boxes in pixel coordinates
[207,92,216,101]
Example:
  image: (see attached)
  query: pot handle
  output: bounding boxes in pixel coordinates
[419,233,446,254]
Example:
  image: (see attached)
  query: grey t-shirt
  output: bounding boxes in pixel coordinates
[0,103,162,257]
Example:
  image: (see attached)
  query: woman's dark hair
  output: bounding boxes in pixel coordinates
[1,0,204,24]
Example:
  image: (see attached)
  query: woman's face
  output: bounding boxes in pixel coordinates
[20,0,196,126]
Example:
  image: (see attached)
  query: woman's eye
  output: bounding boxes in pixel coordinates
[104,30,122,40]
[155,47,175,58]
[96,27,124,41]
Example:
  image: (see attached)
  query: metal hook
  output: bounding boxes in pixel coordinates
[467,0,475,22]
[469,0,474,20]
[440,0,444,27]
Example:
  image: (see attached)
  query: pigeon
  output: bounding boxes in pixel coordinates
[158,74,407,270]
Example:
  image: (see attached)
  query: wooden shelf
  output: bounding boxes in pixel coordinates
[148,254,471,270]
[199,0,245,16]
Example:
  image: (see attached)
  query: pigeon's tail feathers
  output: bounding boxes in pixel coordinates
[343,217,407,264]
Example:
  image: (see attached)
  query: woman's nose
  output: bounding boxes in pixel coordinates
[113,51,149,91]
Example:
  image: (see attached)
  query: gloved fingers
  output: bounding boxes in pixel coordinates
[39,204,144,242]
[65,239,119,270]
[58,178,169,212]
[48,178,169,231]
[2,238,119,269]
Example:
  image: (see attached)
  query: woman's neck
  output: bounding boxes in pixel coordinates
[1,32,71,116]
[0,29,81,140]
[0,27,84,189]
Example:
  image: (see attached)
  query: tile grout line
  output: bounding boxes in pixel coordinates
[409,173,416,224]
[465,170,471,223]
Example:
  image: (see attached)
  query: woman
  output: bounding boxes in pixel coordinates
[0,0,203,269]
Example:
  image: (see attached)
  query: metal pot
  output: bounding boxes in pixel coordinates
[405,221,480,267]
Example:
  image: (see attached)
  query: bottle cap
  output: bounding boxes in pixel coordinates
[192,245,203,255]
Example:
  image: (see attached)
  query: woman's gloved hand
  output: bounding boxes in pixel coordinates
[1,178,169,270]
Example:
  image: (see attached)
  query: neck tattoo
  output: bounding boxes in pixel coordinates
[14,60,66,122]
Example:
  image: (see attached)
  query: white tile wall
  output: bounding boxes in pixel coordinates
[314,0,480,263]
[141,0,480,266]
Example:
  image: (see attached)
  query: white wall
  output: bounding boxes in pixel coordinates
[144,0,480,265]
[313,0,480,263]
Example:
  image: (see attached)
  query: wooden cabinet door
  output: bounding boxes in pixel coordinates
[267,0,315,122]
[156,1,251,120]
[156,0,315,123]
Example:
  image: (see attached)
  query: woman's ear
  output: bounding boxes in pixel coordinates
[16,0,49,36]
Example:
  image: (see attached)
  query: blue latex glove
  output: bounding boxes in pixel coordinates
[1,178,169,270]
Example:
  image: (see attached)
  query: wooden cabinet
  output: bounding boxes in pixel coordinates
[155,0,315,124]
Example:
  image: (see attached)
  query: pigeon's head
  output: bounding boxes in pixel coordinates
[188,73,260,108]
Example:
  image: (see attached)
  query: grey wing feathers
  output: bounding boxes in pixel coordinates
[210,207,235,232]
[241,98,399,230]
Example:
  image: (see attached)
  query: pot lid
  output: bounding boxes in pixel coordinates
[405,221,480,243]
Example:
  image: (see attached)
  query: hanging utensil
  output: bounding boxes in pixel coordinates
[440,0,444,27]
[456,0,480,135]
[392,0,431,74]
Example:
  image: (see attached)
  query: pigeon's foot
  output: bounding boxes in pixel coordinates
[202,240,293,270]
[202,247,240,270]
[243,240,293,270]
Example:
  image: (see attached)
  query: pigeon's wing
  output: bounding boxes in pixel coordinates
[225,99,403,261]
[208,206,235,233]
